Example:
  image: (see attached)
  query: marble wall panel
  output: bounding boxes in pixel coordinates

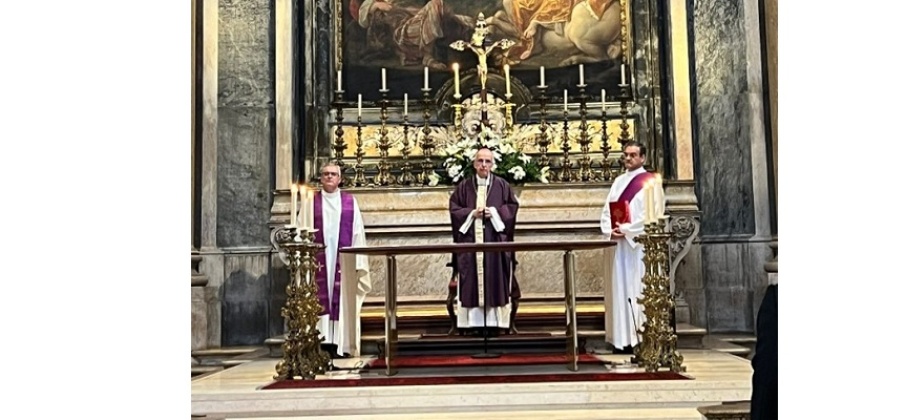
[691,0,756,237]
[217,107,274,248]
[192,286,208,351]
[220,253,272,345]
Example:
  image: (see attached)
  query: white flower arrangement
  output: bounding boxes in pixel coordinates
[435,124,549,186]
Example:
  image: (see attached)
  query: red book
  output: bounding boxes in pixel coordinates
[609,201,630,226]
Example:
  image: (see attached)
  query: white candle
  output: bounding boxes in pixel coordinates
[453,63,460,96]
[539,66,545,87]
[655,174,665,220]
[381,68,387,90]
[337,70,342,91]
[290,183,298,227]
[644,182,655,224]
[306,188,315,229]
[601,89,606,111]
[563,89,568,111]
[620,64,626,85]
[579,64,584,85]
[299,185,307,228]
[404,93,408,115]
[357,94,362,117]
[504,64,511,95]
[424,66,429,90]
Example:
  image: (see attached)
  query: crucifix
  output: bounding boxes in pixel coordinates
[450,12,515,125]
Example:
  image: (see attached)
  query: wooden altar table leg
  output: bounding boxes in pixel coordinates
[385,254,398,376]
[564,250,578,372]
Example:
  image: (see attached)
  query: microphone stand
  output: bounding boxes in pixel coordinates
[626,297,642,366]
[472,218,501,359]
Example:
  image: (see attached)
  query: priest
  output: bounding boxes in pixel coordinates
[599,141,656,352]
[449,147,520,335]
[303,163,371,357]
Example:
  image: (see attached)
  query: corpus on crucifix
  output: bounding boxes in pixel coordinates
[449,12,516,115]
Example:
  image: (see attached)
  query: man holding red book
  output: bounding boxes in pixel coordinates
[600,141,657,353]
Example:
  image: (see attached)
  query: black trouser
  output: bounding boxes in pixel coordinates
[750,284,777,420]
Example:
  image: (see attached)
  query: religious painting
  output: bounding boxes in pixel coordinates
[335,0,632,106]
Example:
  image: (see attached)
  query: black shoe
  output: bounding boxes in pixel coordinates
[612,345,634,355]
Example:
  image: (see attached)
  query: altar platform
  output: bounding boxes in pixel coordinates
[191,349,752,419]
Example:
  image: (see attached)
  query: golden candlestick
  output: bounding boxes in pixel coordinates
[559,105,573,182]
[375,89,395,186]
[272,227,332,380]
[397,113,415,186]
[332,90,346,171]
[617,81,632,175]
[417,87,435,185]
[632,219,684,373]
[353,113,369,187]
[600,102,613,181]
[576,84,594,182]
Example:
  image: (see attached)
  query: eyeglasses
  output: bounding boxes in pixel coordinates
[321,171,340,177]
[475,159,493,165]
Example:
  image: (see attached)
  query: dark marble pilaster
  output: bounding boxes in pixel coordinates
[687,0,772,333]
[313,0,332,159]
[691,0,755,237]
[215,0,276,345]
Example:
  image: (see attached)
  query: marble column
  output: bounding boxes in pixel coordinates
[200,0,222,348]
[215,0,275,346]
[691,0,773,332]
[191,0,210,352]
[275,0,293,201]
[764,0,778,216]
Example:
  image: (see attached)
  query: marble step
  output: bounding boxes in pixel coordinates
[213,407,707,420]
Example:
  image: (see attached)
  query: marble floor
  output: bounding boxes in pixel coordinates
[191,349,752,419]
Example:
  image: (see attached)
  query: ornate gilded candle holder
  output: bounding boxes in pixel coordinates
[271,226,332,380]
[375,89,395,186]
[632,219,684,373]
[559,104,573,182]
[332,89,346,169]
[397,110,414,186]
[536,84,553,180]
[576,84,594,182]
[417,87,435,185]
[352,111,369,187]
[599,100,613,181]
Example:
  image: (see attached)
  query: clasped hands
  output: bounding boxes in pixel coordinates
[611,223,626,239]
[473,207,492,219]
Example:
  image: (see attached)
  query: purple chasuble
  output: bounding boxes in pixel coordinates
[313,191,355,321]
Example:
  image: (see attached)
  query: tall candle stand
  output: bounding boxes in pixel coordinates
[536,84,554,180]
[576,84,594,182]
[416,87,435,185]
[617,82,632,175]
[397,110,415,186]
[452,92,464,142]
[559,104,573,182]
[353,112,369,187]
[332,89,346,170]
[600,102,613,181]
[375,89,395,186]
[633,219,684,373]
[272,226,332,380]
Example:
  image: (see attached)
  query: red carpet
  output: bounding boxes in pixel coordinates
[366,353,604,369]
[261,371,691,390]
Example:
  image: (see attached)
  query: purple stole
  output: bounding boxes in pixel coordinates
[313,191,355,321]
[615,171,655,203]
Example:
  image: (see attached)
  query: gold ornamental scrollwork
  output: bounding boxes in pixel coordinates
[633,220,685,373]
[272,226,332,380]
